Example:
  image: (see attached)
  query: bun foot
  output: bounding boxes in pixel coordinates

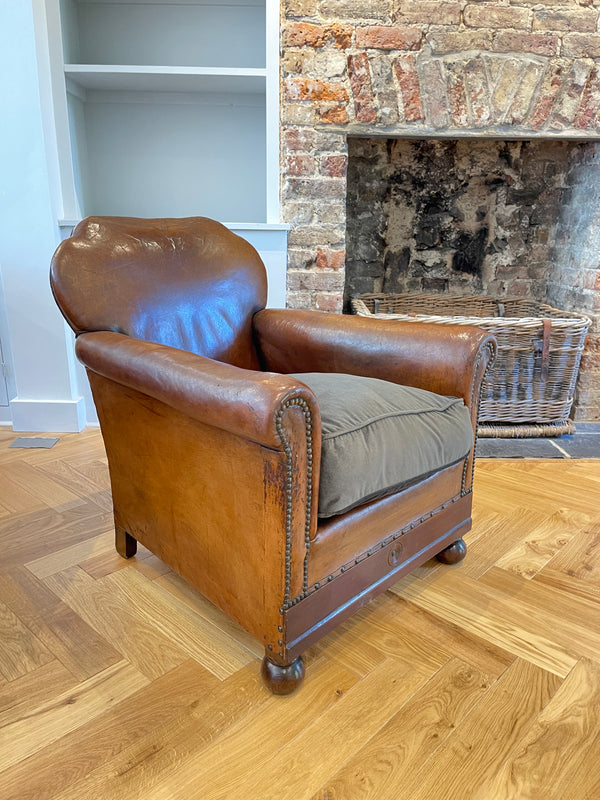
[436,537,467,564]
[261,655,305,695]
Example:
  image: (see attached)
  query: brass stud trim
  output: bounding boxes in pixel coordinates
[276,397,314,611]
[463,340,496,495]
[299,492,464,594]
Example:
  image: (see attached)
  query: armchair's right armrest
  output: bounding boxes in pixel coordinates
[254,308,496,411]
[76,330,317,450]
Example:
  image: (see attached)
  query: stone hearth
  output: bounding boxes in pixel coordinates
[280,0,600,420]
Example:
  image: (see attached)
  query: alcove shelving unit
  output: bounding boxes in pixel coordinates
[43,0,286,306]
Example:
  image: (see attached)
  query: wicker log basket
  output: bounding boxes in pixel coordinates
[351,294,591,438]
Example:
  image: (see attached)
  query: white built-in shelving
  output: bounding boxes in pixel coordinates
[44,0,282,227]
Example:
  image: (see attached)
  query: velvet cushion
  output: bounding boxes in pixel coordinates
[292,373,474,518]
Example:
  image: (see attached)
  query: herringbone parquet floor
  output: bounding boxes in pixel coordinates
[0,427,599,799]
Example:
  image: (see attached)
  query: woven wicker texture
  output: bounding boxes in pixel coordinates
[352,294,591,427]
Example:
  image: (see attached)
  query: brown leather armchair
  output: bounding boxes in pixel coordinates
[50,216,495,694]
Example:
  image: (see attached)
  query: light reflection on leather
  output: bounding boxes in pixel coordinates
[50,216,267,370]
[129,276,257,365]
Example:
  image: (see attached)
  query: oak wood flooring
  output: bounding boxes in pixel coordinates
[0,427,599,799]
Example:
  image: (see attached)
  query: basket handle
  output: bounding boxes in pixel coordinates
[541,318,552,381]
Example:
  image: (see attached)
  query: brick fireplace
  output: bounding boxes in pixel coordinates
[280,0,600,420]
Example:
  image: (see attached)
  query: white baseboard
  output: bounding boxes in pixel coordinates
[9,397,86,433]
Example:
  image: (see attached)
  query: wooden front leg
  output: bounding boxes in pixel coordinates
[115,526,137,559]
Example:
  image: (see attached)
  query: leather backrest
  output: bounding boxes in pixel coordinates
[50,216,267,369]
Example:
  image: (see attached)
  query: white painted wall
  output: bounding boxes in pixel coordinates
[0,0,85,432]
[0,269,15,423]
[0,0,285,433]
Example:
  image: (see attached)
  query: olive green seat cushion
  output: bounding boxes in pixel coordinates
[292,373,474,518]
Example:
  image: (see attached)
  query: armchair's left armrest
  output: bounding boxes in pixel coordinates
[75,330,318,450]
[254,308,496,412]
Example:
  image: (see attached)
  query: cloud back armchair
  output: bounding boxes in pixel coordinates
[50,216,495,694]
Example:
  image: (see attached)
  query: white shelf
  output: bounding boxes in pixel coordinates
[60,0,266,69]
[225,223,290,231]
[64,65,267,94]
[60,219,289,231]
[73,1,264,6]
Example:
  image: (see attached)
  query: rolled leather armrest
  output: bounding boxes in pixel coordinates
[253,308,497,410]
[76,330,318,449]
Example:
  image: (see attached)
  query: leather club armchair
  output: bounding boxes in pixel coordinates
[50,216,496,694]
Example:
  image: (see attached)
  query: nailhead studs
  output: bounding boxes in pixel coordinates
[276,397,314,609]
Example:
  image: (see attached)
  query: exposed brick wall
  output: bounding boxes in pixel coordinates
[280,0,600,418]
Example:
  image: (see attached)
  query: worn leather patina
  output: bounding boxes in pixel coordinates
[51,216,496,694]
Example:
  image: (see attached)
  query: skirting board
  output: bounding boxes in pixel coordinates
[10,397,86,432]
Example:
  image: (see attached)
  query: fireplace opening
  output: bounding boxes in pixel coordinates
[344,137,598,310]
[344,137,599,420]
